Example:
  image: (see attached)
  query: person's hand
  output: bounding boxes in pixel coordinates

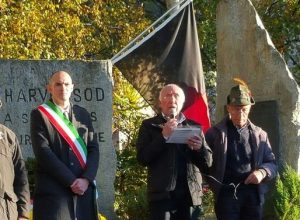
[244,170,265,184]
[70,178,89,195]
[186,135,202,151]
[162,118,178,139]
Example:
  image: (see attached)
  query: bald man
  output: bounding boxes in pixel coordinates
[136,84,212,220]
[30,71,99,220]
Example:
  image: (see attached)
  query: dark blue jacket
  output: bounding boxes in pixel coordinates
[205,116,277,200]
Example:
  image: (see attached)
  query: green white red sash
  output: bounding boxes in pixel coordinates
[38,101,87,168]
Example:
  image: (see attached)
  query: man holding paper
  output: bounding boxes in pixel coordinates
[136,84,212,220]
[30,71,99,220]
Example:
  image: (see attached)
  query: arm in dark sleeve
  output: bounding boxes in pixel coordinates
[136,120,168,166]
[12,136,30,219]
[259,134,277,181]
[30,109,76,187]
[188,131,213,174]
[81,114,99,183]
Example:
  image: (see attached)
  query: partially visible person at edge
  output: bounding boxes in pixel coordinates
[30,71,99,220]
[0,98,30,220]
[205,81,277,220]
[136,84,213,220]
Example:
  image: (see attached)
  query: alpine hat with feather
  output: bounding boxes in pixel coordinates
[227,78,255,106]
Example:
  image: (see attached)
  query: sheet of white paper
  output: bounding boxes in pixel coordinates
[166,127,201,144]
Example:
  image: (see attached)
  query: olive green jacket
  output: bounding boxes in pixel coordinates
[0,124,30,219]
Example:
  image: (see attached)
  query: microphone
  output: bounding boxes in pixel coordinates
[169,109,176,120]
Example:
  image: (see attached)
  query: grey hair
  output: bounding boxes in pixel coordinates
[159,84,185,101]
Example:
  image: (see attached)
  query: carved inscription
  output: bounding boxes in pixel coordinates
[1,86,107,151]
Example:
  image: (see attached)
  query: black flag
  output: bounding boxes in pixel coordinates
[113,0,210,132]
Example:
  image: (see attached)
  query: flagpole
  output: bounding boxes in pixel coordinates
[111,0,192,65]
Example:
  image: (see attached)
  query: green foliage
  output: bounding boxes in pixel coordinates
[0,0,151,59]
[194,0,218,72]
[202,186,215,216]
[115,147,147,193]
[115,181,149,220]
[112,70,151,219]
[112,70,152,148]
[272,165,300,220]
[114,143,148,219]
[251,0,299,84]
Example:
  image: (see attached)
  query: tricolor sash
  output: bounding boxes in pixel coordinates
[38,101,87,168]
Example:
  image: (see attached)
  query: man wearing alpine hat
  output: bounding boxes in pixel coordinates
[205,79,277,220]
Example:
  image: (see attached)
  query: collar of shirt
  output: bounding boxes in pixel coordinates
[227,119,250,134]
[52,101,70,115]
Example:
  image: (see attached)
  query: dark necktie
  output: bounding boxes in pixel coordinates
[63,111,69,120]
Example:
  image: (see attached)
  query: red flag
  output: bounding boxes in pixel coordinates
[112,0,210,132]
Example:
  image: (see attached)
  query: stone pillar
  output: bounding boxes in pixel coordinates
[0,60,116,219]
[216,0,300,173]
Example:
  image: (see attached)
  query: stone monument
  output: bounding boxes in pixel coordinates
[0,60,116,219]
[216,0,300,173]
